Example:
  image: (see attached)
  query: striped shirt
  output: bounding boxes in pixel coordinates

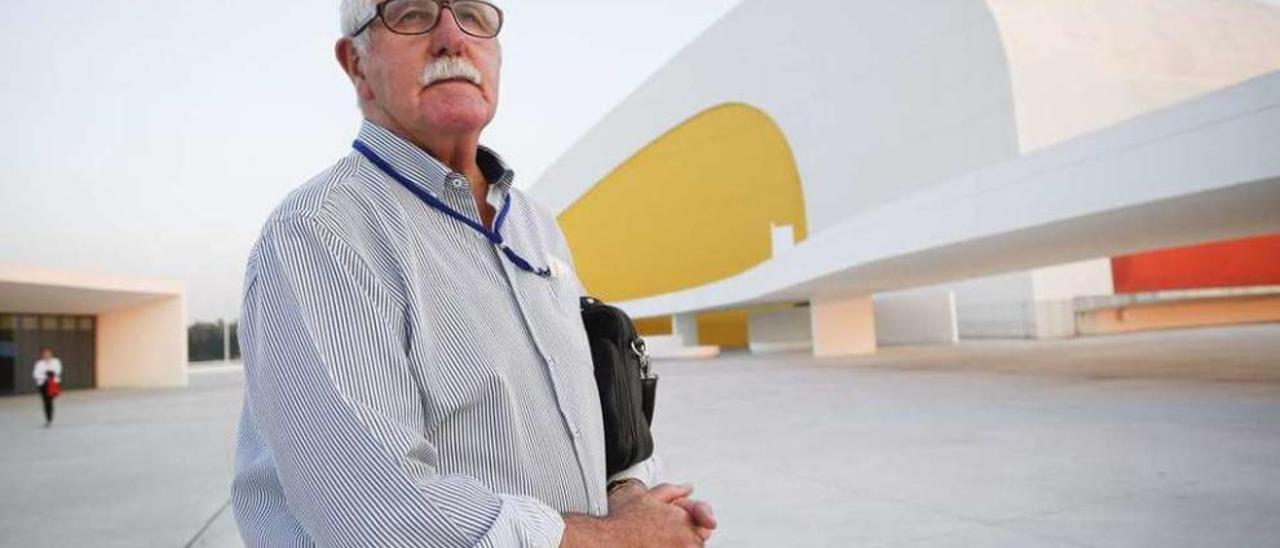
[231,120,657,547]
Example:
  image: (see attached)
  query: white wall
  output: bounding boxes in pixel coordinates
[986,0,1280,153]
[925,259,1113,340]
[747,305,812,354]
[874,289,960,346]
[950,271,1036,339]
[97,296,189,388]
[1030,259,1114,338]
[1032,259,1115,301]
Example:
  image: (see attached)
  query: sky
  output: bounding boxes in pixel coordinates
[0,0,741,321]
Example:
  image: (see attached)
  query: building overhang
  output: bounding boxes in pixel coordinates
[0,265,183,315]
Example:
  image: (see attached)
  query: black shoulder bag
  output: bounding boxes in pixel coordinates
[580,296,658,477]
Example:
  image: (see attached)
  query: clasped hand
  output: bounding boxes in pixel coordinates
[606,481,717,547]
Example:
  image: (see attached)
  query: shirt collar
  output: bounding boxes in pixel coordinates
[355,120,516,198]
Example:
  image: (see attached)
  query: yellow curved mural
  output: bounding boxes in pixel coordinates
[559,103,808,303]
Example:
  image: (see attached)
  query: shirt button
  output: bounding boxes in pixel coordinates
[447,174,468,189]
[544,355,556,365]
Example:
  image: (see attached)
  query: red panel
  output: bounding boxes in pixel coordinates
[1112,234,1280,293]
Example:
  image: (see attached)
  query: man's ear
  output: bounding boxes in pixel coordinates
[336,37,376,102]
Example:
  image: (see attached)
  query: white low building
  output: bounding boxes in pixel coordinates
[0,265,187,394]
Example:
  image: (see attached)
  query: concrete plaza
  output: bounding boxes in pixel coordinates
[2,325,1279,547]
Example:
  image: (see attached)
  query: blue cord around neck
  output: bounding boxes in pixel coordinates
[353,140,552,278]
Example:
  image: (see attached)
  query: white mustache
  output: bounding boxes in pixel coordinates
[420,57,483,87]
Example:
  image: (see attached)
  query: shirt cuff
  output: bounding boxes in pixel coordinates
[607,454,662,488]
[475,494,565,548]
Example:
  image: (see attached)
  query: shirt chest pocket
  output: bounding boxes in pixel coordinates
[543,256,585,313]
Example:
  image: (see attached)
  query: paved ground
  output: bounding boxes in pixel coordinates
[0,370,242,547]
[2,324,1279,547]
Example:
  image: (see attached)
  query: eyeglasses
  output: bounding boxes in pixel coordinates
[351,0,504,39]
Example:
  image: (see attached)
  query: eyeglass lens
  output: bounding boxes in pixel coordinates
[383,0,501,37]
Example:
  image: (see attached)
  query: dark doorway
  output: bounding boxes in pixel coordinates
[0,315,15,394]
[3,313,96,395]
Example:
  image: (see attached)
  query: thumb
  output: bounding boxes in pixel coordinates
[648,483,694,503]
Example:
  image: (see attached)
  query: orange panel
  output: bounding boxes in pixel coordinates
[1077,295,1280,335]
[697,310,750,350]
[1112,234,1280,293]
[634,317,673,337]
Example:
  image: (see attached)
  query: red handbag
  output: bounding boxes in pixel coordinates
[45,377,60,398]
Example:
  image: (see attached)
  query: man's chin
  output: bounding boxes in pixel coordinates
[408,87,494,134]
[419,108,493,135]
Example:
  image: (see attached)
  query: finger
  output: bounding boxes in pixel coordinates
[671,498,717,529]
[680,501,718,529]
[676,517,708,548]
[691,501,717,529]
[648,482,694,503]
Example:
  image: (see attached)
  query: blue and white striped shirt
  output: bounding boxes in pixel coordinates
[231,121,657,547]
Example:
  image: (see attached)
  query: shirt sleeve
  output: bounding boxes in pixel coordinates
[608,454,662,487]
[235,217,564,548]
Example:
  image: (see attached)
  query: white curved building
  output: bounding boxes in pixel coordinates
[531,0,1280,356]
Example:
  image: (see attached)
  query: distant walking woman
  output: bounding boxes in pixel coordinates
[32,348,62,427]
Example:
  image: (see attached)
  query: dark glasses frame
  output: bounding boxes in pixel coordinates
[350,0,504,39]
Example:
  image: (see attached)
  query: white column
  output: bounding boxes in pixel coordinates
[810,295,877,357]
[770,223,796,257]
[672,313,700,347]
[223,319,232,362]
[97,296,189,388]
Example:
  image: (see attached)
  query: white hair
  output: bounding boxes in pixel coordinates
[340,0,377,50]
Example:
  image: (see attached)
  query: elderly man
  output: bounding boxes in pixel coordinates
[231,1,715,546]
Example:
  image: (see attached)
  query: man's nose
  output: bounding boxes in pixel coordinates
[428,7,467,58]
